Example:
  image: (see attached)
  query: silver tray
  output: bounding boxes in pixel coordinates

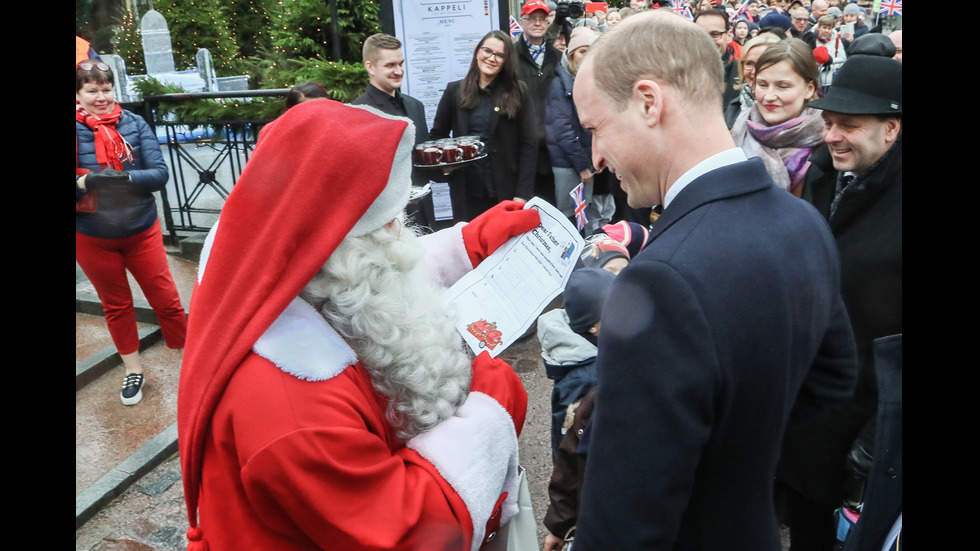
[414,153,487,169]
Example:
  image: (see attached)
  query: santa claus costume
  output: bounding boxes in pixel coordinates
[178,99,538,550]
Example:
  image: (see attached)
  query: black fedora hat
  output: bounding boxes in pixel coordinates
[809,55,902,115]
[846,33,896,58]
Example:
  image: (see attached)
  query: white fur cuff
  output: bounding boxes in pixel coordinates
[419,222,472,288]
[406,391,521,551]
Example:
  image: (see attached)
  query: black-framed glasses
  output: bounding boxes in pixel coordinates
[707,30,727,39]
[479,46,506,62]
[78,61,111,72]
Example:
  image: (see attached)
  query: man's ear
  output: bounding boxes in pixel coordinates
[633,79,663,128]
[588,321,601,336]
[883,117,901,144]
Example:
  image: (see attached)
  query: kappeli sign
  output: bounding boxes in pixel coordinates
[427,3,467,12]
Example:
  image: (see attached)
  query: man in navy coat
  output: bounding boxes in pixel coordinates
[571,11,859,549]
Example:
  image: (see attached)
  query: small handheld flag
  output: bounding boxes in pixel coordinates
[878,0,901,16]
[570,182,588,231]
[510,15,523,39]
[727,0,752,23]
[670,0,695,20]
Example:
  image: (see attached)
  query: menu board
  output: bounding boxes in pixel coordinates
[392,1,502,130]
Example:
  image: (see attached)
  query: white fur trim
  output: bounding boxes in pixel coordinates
[419,222,473,288]
[406,391,521,551]
[197,219,220,283]
[251,297,357,381]
[347,104,414,237]
[197,219,355,382]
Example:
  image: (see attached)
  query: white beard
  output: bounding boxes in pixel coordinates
[300,221,472,441]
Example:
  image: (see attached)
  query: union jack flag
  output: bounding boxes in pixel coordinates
[509,15,523,39]
[728,0,749,23]
[878,0,901,16]
[670,0,695,20]
[570,183,588,231]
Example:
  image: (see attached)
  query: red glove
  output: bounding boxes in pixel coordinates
[470,351,528,436]
[813,46,830,66]
[461,200,541,267]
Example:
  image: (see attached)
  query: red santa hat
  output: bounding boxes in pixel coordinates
[177,99,414,547]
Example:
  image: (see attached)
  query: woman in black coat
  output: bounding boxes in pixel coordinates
[429,30,538,222]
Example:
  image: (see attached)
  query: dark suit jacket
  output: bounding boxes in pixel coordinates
[843,334,901,551]
[351,85,432,186]
[574,157,858,550]
[778,138,903,505]
[429,79,538,220]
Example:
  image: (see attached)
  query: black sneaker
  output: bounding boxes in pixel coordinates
[121,373,145,405]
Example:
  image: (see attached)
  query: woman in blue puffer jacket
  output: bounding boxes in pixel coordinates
[76,60,186,405]
[544,27,613,234]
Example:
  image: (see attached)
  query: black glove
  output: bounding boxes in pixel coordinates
[841,418,876,510]
[84,168,131,190]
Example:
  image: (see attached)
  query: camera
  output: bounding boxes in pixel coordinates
[556,1,586,21]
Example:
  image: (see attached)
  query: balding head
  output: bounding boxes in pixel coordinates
[889,30,902,62]
[811,0,829,19]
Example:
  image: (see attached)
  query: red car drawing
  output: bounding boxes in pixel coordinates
[466,319,503,351]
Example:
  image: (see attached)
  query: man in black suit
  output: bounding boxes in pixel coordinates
[570,11,858,549]
[352,34,428,146]
[352,33,446,227]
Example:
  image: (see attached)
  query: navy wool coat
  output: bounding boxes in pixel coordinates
[575,157,859,550]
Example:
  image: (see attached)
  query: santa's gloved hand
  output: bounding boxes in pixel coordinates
[85,168,131,189]
[470,351,528,436]
[461,200,541,267]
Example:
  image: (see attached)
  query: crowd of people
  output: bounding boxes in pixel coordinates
[77,1,900,549]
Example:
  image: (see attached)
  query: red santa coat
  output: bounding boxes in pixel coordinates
[198,297,525,550]
[178,101,528,551]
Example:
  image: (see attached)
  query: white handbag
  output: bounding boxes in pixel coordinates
[486,466,537,551]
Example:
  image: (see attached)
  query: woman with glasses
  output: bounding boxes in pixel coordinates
[429,30,538,222]
[76,60,186,405]
[730,38,824,197]
[725,32,782,128]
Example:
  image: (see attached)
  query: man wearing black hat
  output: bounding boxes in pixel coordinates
[778,54,902,551]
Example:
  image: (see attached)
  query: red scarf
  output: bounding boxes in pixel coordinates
[75,103,134,171]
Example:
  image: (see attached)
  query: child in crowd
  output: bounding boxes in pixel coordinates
[540,267,617,551]
[541,221,649,551]
[537,267,617,461]
[579,220,650,274]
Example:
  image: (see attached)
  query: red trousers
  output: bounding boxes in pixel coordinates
[76,223,187,355]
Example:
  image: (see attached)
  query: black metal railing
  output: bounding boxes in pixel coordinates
[128,89,290,245]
